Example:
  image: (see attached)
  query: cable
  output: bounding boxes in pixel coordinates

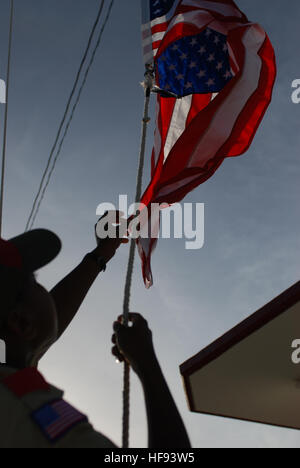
[27,0,115,230]
[0,0,14,237]
[25,0,106,231]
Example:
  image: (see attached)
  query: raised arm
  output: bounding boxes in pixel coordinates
[112,313,191,449]
[51,211,129,339]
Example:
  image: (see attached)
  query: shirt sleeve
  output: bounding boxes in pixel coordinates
[56,420,118,449]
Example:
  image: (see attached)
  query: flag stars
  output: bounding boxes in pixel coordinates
[156,28,233,96]
[223,44,228,52]
[206,78,215,87]
[197,69,206,78]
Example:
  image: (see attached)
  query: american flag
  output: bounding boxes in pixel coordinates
[138,0,276,288]
[32,399,87,442]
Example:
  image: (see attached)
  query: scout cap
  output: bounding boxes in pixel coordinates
[0,229,62,331]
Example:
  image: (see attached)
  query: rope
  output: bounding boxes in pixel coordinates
[25,0,111,231]
[122,85,152,448]
[0,0,14,237]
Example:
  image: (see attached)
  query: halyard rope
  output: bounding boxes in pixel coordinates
[122,81,152,448]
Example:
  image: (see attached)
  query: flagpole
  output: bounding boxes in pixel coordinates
[0,0,14,236]
[122,68,153,449]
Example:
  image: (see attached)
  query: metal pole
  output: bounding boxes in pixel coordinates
[0,0,14,236]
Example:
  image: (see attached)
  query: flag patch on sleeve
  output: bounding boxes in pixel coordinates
[32,399,87,442]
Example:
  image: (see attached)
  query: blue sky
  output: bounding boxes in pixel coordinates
[0,0,300,448]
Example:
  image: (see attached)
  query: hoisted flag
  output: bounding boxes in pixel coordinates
[138,0,276,288]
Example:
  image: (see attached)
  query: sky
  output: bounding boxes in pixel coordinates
[0,0,300,448]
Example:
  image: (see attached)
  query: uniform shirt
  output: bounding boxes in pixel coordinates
[0,365,117,448]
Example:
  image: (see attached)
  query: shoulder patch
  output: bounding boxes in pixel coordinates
[31,399,87,443]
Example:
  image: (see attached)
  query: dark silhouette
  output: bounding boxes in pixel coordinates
[0,212,190,448]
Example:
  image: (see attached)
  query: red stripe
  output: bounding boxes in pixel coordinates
[141,93,175,206]
[0,239,22,270]
[152,39,163,51]
[48,414,84,437]
[143,43,154,55]
[186,93,212,127]
[47,403,85,436]
[221,35,276,157]
[160,96,177,144]
[151,23,169,35]
[3,368,49,397]
[156,22,210,58]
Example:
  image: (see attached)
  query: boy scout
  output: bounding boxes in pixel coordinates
[0,220,190,448]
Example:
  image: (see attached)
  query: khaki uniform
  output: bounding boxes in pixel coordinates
[0,366,117,448]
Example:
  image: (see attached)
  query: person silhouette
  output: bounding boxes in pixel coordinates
[0,217,190,448]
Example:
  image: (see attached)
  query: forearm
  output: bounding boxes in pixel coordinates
[50,251,103,339]
[137,356,191,449]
